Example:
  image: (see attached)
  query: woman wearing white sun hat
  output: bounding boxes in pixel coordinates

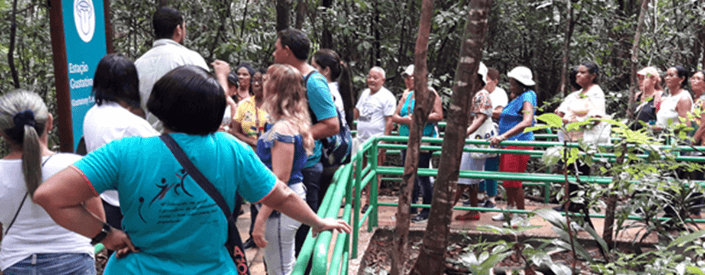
[489,66,537,228]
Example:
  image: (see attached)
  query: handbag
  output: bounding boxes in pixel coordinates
[160,135,250,275]
[467,120,499,159]
[320,110,353,167]
[304,72,353,167]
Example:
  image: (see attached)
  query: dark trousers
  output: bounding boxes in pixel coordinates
[401,149,433,215]
[294,162,323,256]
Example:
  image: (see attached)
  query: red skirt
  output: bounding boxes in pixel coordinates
[499,146,533,188]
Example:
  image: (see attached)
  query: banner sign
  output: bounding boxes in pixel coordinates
[58,0,107,151]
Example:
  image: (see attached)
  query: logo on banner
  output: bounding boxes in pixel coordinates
[74,0,95,43]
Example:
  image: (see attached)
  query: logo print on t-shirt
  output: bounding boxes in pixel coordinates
[149,170,193,207]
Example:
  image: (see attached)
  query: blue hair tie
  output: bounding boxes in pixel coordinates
[13,110,36,130]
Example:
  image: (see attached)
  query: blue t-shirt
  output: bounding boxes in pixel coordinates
[398,91,438,137]
[498,90,537,141]
[305,71,338,168]
[256,123,307,185]
[73,132,277,275]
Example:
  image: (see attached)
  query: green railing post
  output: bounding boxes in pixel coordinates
[352,142,364,258]
[371,136,379,228]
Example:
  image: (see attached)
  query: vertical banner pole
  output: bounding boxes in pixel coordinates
[49,0,108,152]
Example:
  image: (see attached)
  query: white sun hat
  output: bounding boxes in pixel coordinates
[507,66,535,86]
[402,65,414,77]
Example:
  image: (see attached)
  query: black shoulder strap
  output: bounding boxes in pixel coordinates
[5,154,56,236]
[159,135,232,217]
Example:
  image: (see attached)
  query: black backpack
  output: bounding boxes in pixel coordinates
[304,71,353,167]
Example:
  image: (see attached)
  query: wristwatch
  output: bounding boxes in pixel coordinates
[90,222,112,245]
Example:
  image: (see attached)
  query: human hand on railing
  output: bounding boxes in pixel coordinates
[311,217,352,238]
[489,134,505,146]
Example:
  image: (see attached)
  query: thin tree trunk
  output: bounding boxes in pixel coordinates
[209,1,230,61]
[627,0,650,119]
[558,0,576,98]
[276,0,292,31]
[410,0,492,274]
[158,0,168,8]
[295,0,306,29]
[9,0,20,88]
[320,0,333,48]
[390,0,436,273]
[240,0,249,37]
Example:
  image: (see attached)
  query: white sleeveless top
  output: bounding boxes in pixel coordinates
[657,90,692,128]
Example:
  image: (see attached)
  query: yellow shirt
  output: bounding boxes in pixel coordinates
[234,97,269,138]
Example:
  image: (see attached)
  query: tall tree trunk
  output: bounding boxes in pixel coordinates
[295,0,306,29]
[557,0,576,98]
[9,0,20,88]
[240,0,249,37]
[410,0,492,274]
[320,0,333,48]
[614,0,650,250]
[158,0,168,8]
[372,0,381,67]
[390,0,436,274]
[276,0,292,31]
[626,0,650,120]
[210,0,230,61]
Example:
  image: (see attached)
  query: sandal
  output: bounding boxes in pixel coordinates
[455,213,481,221]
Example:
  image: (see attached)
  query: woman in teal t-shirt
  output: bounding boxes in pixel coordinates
[34,64,351,275]
[391,66,443,222]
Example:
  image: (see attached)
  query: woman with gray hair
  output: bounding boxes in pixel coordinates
[0,90,102,274]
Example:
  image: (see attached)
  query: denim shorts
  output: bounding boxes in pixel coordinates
[3,253,95,275]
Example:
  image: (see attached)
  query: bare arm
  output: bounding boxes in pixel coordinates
[34,167,138,256]
[426,90,444,123]
[229,121,257,147]
[677,96,693,127]
[492,106,504,120]
[391,92,412,125]
[253,130,295,248]
[311,117,340,140]
[212,60,230,92]
[466,114,488,137]
[489,101,534,145]
[260,181,351,235]
[354,108,360,120]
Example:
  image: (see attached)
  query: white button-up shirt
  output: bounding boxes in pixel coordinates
[135,39,209,130]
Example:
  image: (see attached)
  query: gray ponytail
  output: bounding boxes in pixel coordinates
[0,90,49,199]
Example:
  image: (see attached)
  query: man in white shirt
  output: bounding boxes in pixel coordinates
[135,7,209,131]
[354,67,396,211]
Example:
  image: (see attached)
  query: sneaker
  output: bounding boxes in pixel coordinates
[503,215,530,228]
[412,214,429,223]
[483,200,496,209]
[492,213,508,221]
[462,199,472,206]
[361,204,369,214]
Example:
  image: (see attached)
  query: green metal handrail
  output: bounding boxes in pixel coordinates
[293,133,705,275]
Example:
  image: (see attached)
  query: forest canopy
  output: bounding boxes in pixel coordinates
[0,0,704,144]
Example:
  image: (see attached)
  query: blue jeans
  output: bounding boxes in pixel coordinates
[263,183,306,275]
[480,156,500,197]
[402,150,433,215]
[3,253,95,275]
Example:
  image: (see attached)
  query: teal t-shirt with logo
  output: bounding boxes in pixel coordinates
[74,132,277,274]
